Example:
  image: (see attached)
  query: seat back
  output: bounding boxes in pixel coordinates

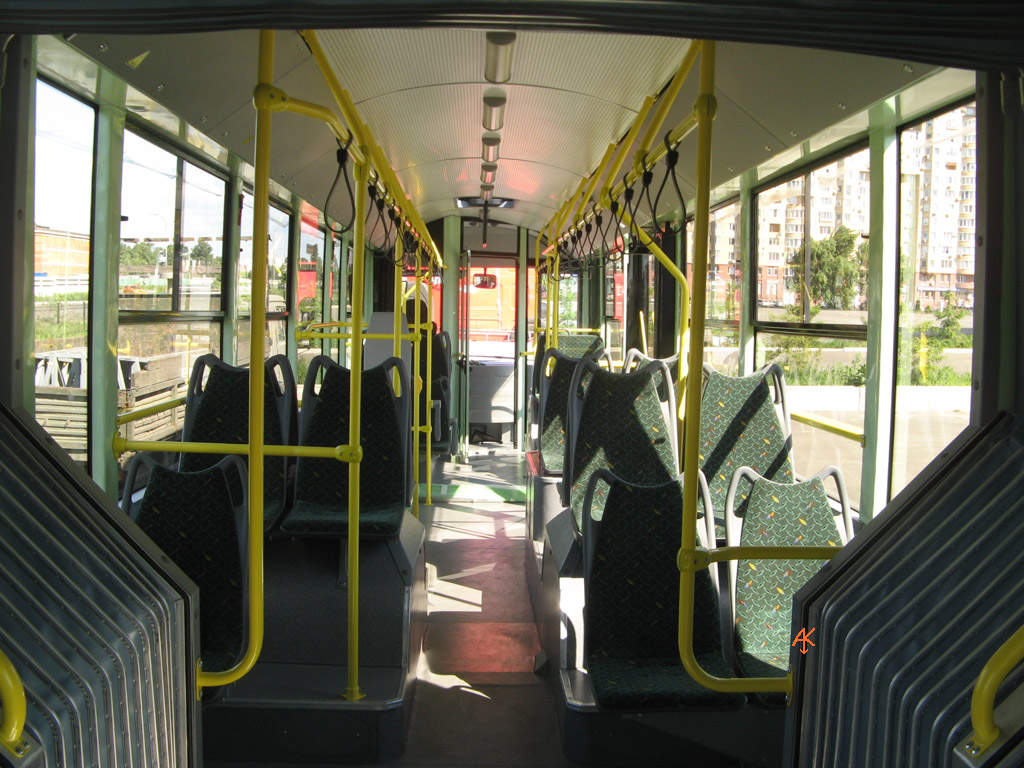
[622,347,680,380]
[554,332,603,359]
[581,470,743,710]
[180,354,296,531]
[699,363,793,525]
[363,311,412,371]
[284,356,410,537]
[724,468,849,674]
[537,347,609,474]
[564,358,678,532]
[122,454,248,674]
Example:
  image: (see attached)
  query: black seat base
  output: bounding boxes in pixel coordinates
[553,669,785,766]
[203,663,411,765]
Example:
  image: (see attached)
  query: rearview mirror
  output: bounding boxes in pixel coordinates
[473,274,497,289]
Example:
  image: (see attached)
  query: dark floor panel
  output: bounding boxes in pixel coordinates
[427,540,535,623]
[392,681,574,767]
[424,622,541,675]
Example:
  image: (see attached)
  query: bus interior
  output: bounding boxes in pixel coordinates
[1,6,1023,768]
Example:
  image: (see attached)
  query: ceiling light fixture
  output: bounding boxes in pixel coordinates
[480,162,497,184]
[482,132,501,162]
[483,87,507,131]
[484,31,516,84]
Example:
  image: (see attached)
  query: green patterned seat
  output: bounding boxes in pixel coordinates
[529,333,602,453]
[622,347,680,381]
[122,454,248,674]
[699,364,793,532]
[724,466,851,702]
[281,356,409,538]
[180,354,296,532]
[564,358,678,533]
[537,347,607,474]
[582,470,743,711]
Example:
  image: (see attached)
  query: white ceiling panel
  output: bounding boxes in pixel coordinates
[513,33,689,108]
[66,30,950,242]
[317,28,483,103]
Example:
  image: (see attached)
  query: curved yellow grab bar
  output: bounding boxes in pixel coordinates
[968,623,1024,754]
[791,412,865,445]
[195,27,275,696]
[115,395,187,426]
[0,649,27,755]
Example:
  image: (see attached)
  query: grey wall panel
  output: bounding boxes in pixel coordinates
[0,404,198,767]
[789,415,1024,768]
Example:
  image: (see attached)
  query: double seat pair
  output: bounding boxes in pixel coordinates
[540,346,853,712]
[120,353,412,673]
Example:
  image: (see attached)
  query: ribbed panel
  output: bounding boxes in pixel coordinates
[514,33,688,108]
[317,28,481,103]
[791,414,1024,768]
[0,406,194,767]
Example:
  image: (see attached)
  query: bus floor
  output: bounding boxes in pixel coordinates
[365,445,574,767]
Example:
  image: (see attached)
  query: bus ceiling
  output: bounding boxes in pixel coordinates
[0,4,1019,71]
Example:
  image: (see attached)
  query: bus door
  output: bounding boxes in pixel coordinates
[459,254,520,447]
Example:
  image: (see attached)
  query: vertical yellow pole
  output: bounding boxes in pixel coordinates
[411,242,422,518]
[392,225,402,363]
[346,154,369,702]
[678,40,717,683]
[196,29,271,694]
[549,249,560,349]
[423,247,434,505]
[534,229,543,344]
[243,28,272,686]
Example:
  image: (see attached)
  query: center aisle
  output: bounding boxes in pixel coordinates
[378,447,573,767]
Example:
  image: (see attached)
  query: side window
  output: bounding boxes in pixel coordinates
[891,103,976,498]
[33,80,96,470]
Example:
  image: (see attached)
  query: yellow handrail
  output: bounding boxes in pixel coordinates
[968,623,1024,754]
[409,239,422,518]
[0,649,27,757]
[638,310,648,356]
[791,412,865,445]
[115,395,186,425]
[422,245,435,505]
[195,28,274,695]
[635,44,701,168]
[676,40,793,695]
[344,143,369,702]
[299,29,443,271]
[296,331,419,342]
[112,436,361,462]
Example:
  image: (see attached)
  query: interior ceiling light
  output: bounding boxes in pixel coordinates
[456,195,516,209]
[483,87,507,131]
[481,183,494,201]
[484,31,516,84]
[482,132,501,162]
[480,162,497,184]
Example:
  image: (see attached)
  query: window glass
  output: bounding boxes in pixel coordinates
[120,131,176,310]
[891,103,975,498]
[707,201,742,323]
[297,211,325,384]
[237,318,288,368]
[755,177,798,320]
[33,80,95,469]
[179,161,224,311]
[238,194,290,315]
[604,255,625,362]
[755,149,870,326]
[467,265,519,361]
[756,331,866,509]
[704,325,739,375]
